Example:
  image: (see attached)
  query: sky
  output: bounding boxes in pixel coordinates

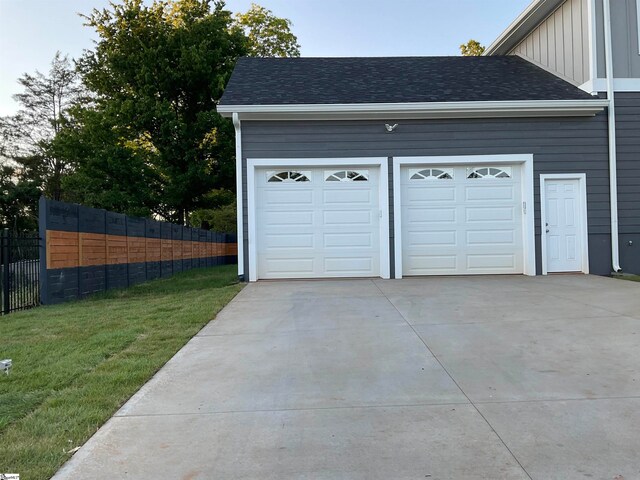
[0,0,531,116]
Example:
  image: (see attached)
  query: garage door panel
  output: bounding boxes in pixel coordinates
[324,256,374,274]
[263,189,314,205]
[407,254,457,272]
[323,188,371,204]
[263,258,315,275]
[263,211,314,226]
[406,207,457,224]
[406,230,457,247]
[465,206,515,222]
[466,230,515,246]
[466,254,516,271]
[465,185,515,201]
[264,233,314,249]
[323,232,373,248]
[401,164,524,276]
[406,185,456,202]
[323,210,373,225]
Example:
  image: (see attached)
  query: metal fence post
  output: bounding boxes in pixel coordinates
[2,228,10,315]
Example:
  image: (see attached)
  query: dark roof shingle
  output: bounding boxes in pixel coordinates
[219,56,595,106]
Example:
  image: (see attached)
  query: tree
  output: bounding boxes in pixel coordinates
[0,52,84,201]
[65,0,248,224]
[0,162,40,231]
[460,39,486,56]
[235,3,300,57]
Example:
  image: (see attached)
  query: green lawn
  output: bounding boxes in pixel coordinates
[0,265,243,480]
[614,274,640,282]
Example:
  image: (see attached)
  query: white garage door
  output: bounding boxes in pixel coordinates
[256,167,380,279]
[401,165,524,275]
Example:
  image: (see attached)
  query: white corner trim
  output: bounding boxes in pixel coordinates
[588,0,599,89]
[539,174,590,275]
[232,113,244,278]
[245,157,390,282]
[579,77,640,92]
[392,154,536,279]
[637,0,640,55]
[219,100,607,121]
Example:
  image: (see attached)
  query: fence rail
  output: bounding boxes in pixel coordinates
[1,229,41,314]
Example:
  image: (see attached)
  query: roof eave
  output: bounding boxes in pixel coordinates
[484,0,565,56]
[218,99,607,121]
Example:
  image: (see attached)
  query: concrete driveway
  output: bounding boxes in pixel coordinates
[54,275,640,480]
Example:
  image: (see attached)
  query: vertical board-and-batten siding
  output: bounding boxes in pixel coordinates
[595,0,640,78]
[509,0,591,86]
[614,93,640,273]
[241,114,612,278]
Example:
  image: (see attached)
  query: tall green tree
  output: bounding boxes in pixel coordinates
[235,3,300,57]
[67,0,247,223]
[460,39,486,56]
[0,163,40,231]
[0,52,83,201]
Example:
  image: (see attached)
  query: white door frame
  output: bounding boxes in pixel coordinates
[247,157,390,282]
[540,173,590,275]
[393,154,536,278]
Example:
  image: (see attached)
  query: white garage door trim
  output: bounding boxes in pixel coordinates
[247,157,390,281]
[393,154,535,278]
[540,173,590,275]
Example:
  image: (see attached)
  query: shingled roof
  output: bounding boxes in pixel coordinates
[219,56,595,106]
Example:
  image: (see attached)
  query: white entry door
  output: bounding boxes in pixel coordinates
[256,167,380,279]
[400,164,524,275]
[543,178,585,273]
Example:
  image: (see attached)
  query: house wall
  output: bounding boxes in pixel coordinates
[614,93,640,273]
[595,0,640,79]
[240,114,614,279]
[510,0,591,86]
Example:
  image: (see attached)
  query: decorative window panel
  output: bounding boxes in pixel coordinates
[325,170,369,182]
[467,166,512,179]
[410,168,454,180]
[267,171,311,182]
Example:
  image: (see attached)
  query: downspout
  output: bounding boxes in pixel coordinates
[602,0,623,272]
[232,113,245,280]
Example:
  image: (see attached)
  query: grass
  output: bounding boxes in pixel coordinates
[613,274,640,282]
[0,265,243,480]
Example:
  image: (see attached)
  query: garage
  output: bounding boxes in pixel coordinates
[255,166,382,279]
[400,163,525,275]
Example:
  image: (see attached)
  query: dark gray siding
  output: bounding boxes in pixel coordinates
[241,114,612,278]
[615,93,640,273]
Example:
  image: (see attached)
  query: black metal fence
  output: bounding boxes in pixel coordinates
[1,229,41,314]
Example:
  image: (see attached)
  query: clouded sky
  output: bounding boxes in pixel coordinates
[0,0,530,116]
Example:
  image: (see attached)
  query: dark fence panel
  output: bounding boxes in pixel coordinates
[39,197,238,305]
[1,229,41,314]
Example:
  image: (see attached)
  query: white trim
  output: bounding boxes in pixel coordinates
[637,0,640,55]
[246,157,390,282]
[603,0,622,273]
[540,174,590,275]
[232,113,244,279]
[392,154,536,279]
[219,100,607,121]
[579,77,640,92]
[588,0,599,91]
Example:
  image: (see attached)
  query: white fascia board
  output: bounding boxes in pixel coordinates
[484,0,565,56]
[218,99,607,121]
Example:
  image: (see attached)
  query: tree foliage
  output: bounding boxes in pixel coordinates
[235,3,300,57]
[460,39,486,56]
[0,163,40,231]
[62,0,247,223]
[0,52,84,201]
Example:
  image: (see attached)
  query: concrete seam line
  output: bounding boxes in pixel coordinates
[370,278,534,480]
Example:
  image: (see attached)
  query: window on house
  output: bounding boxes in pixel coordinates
[267,171,311,182]
[410,168,454,180]
[325,170,369,181]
